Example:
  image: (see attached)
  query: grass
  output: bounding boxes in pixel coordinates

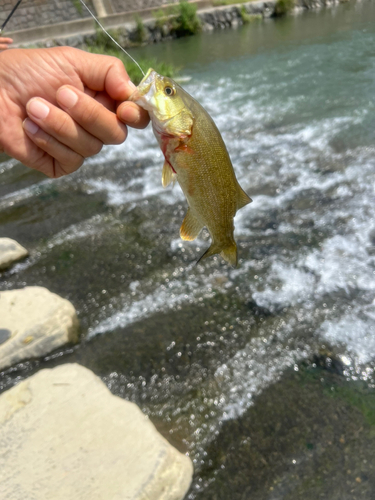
[90,26,122,51]
[85,26,180,85]
[133,14,147,44]
[213,0,254,6]
[153,8,170,30]
[86,44,178,85]
[71,0,83,15]
[152,1,201,36]
[274,0,295,16]
[239,6,262,23]
[172,0,201,36]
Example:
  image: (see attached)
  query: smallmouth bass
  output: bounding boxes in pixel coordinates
[130,68,252,266]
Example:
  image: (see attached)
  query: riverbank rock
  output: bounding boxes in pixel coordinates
[0,287,79,371]
[0,364,193,500]
[0,237,28,270]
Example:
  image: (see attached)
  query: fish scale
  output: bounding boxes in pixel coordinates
[130,68,252,266]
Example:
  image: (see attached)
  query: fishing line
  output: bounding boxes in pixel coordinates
[0,0,23,34]
[78,0,145,77]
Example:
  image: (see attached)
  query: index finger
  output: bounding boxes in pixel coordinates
[56,85,127,145]
[65,49,136,101]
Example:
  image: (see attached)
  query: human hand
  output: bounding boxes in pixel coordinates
[0,37,13,50]
[0,47,149,177]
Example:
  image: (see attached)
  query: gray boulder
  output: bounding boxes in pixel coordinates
[0,364,193,500]
[0,286,79,370]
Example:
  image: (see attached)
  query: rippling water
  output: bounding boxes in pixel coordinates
[1,2,375,497]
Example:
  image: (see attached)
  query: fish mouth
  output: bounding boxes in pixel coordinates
[128,68,157,105]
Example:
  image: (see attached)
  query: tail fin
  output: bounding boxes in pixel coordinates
[197,241,238,267]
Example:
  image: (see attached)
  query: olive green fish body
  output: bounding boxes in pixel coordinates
[130,69,251,265]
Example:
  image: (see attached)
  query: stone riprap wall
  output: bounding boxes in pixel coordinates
[51,1,277,48]
[4,0,356,40]
[0,0,95,32]
[50,0,354,49]
[199,1,276,30]
[294,0,347,9]
[0,0,180,33]
[111,0,176,13]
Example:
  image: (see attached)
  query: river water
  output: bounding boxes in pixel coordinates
[1,1,375,498]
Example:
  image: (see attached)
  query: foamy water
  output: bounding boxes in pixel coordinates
[1,4,375,496]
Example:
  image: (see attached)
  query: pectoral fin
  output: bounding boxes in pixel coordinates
[237,186,252,210]
[180,208,203,241]
[175,144,195,154]
[162,160,177,188]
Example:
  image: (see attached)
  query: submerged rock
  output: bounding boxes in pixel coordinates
[0,237,28,270]
[0,364,193,500]
[193,364,375,499]
[0,286,79,371]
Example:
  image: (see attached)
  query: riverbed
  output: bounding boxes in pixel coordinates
[1,1,375,497]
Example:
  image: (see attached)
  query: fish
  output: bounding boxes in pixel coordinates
[129,68,252,266]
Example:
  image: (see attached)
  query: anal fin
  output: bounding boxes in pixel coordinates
[162,160,177,188]
[237,186,252,210]
[180,208,203,241]
[197,241,238,267]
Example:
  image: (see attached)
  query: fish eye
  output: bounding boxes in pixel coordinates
[164,86,175,96]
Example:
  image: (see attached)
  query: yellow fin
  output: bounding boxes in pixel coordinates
[237,186,252,210]
[220,243,238,267]
[180,208,203,241]
[197,241,238,267]
[162,161,176,188]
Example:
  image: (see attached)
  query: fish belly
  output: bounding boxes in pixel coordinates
[172,150,237,247]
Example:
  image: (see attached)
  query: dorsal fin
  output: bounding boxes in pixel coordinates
[180,208,203,241]
[162,160,176,188]
[237,186,252,210]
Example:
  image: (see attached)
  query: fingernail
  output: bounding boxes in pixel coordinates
[23,118,39,135]
[58,87,78,109]
[28,99,50,120]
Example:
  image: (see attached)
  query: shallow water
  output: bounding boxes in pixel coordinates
[1,1,375,497]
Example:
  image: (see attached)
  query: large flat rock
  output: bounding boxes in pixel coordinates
[0,363,193,500]
[0,287,79,370]
[0,237,28,270]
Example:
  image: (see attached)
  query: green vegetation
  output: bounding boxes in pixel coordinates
[300,362,375,428]
[153,8,170,30]
[239,6,262,23]
[152,1,201,36]
[239,6,251,23]
[171,0,201,36]
[128,58,178,85]
[325,380,375,428]
[85,26,179,85]
[134,14,147,44]
[71,0,83,15]
[87,47,177,85]
[155,1,260,28]
[274,0,294,16]
[213,0,253,5]
[90,26,122,51]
